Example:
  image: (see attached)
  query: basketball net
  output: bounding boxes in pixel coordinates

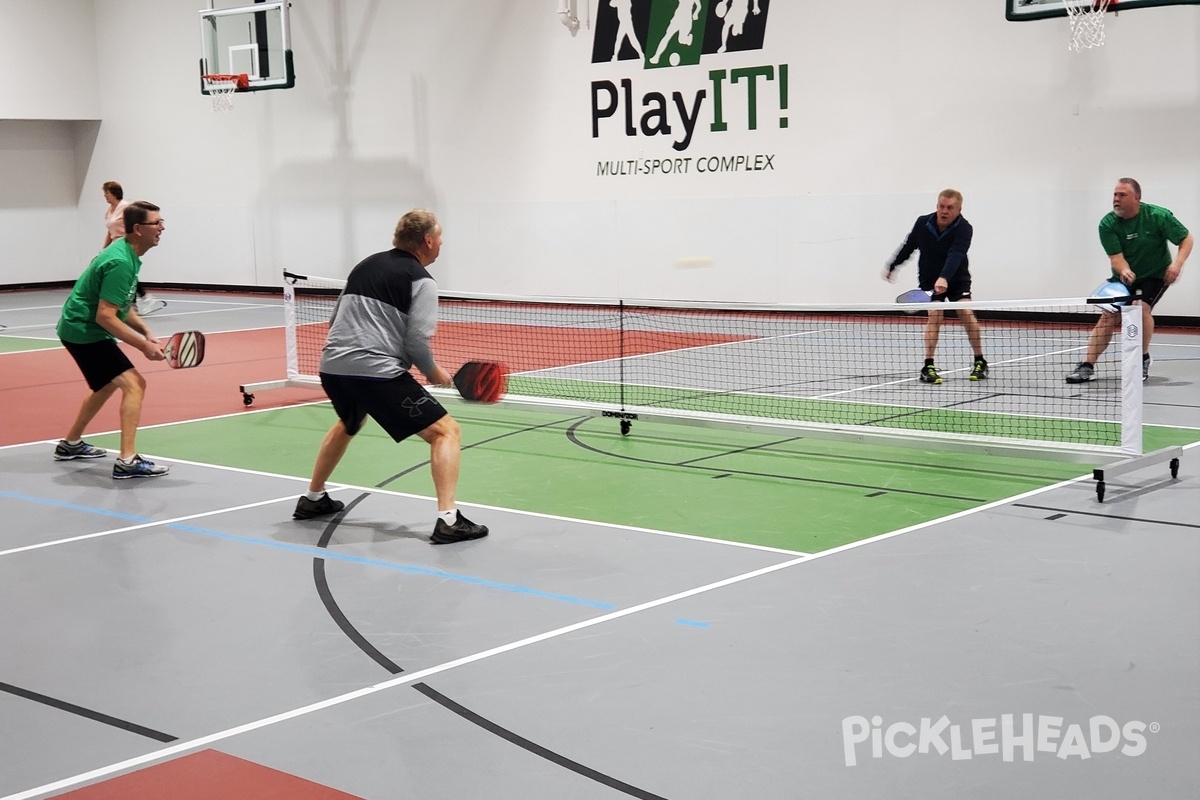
[1065,0,1113,51]
[202,74,241,112]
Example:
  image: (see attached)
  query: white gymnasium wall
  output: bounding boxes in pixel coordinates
[0,0,1196,315]
[0,0,101,280]
[0,0,100,119]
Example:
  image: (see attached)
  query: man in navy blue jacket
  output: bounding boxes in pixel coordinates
[883,189,987,384]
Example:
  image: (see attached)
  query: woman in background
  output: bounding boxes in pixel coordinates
[103,181,165,315]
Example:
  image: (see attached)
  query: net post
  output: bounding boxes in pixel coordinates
[618,299,626,412]
[283,277,300,381]
[1119,303,1142,455]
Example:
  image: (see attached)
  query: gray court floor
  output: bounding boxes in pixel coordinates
[1,288,1198,798]
[2,440,1197,799]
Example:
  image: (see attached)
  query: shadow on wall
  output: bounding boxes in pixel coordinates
[254,0,438,274]
[0,120,100,209]
[71,120,102,205]
[258,156,435,207]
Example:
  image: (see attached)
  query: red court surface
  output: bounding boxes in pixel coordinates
[0,329,325,447]
[52,749,364,800]
[289,320,750,378]
[4,323,745,447]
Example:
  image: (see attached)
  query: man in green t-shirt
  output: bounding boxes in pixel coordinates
[54,200,171,479]
[1065,178,1193,384]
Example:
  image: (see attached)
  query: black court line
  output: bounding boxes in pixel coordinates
[861,391,1009,426]
[670,432,1067,481]
[413,683,670,800]
[375,413,589,489]
[306,415,668,800]
[565,421,989,502]
[1014,504,1200,529]
[0,681,177,743]
[311,492,404,676]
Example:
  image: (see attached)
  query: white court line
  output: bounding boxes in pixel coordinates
[0,322,291,353]
[0,304,68,312]
[0,297,277,311]
[150,454,806,555]
[0,334,59,342]
[115,306,279,321]
[0,400,335,454]
[0,307,278,333]
[0,470,1107,800]
[155,298,281,308]
[0,493,306,558]
[812,345,1091,399]
[2,431,806,557]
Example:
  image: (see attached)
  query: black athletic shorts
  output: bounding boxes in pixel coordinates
[1130,277,1167,308]
[319,371,448,443]
[61,338,135,392]
[925,284,972,303]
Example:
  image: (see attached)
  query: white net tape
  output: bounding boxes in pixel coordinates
[205,78,237,112]
[1066,0,1112,51]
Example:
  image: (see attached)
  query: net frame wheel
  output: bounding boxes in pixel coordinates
[242,391,255,406]
[1170,458,1179,479]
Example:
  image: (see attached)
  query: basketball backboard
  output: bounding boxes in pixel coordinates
[1007,0,1198,21]
[199,0,294,95]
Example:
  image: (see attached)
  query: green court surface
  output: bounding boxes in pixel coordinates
[91,403,1200,553]
[511,376,1123,447]
[0,336,58,353]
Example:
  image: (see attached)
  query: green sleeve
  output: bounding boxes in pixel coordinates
[1161,210,1189,246]
[96,255,137,309]
[1097,215,1122,257]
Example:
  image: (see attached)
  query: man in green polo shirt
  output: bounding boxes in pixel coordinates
[55,200,171,479]
[1065,178,1192,384]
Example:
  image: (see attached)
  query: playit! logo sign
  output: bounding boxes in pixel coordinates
[589,0,786,157]
[842,714,1156,767]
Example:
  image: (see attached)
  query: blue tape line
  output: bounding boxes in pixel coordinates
[3,490,616,611]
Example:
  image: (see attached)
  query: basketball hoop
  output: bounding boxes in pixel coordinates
[201,73,249,112]
[1065,0,1114,52]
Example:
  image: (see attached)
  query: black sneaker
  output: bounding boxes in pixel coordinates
[1142,355,1151,382]
[112,454,169,480]
[293,492,345,520]
[1065,363,1095,384]
[918,364,943,384]
[431,511,489,545]
[969,359,989,381]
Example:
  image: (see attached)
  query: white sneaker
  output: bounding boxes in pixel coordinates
[137,295,167,316]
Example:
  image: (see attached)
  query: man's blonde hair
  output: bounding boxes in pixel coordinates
[393,209,440,250]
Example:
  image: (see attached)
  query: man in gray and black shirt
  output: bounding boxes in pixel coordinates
[294,209,489,545]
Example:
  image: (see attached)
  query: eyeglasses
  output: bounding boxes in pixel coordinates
[136,219,165,229]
